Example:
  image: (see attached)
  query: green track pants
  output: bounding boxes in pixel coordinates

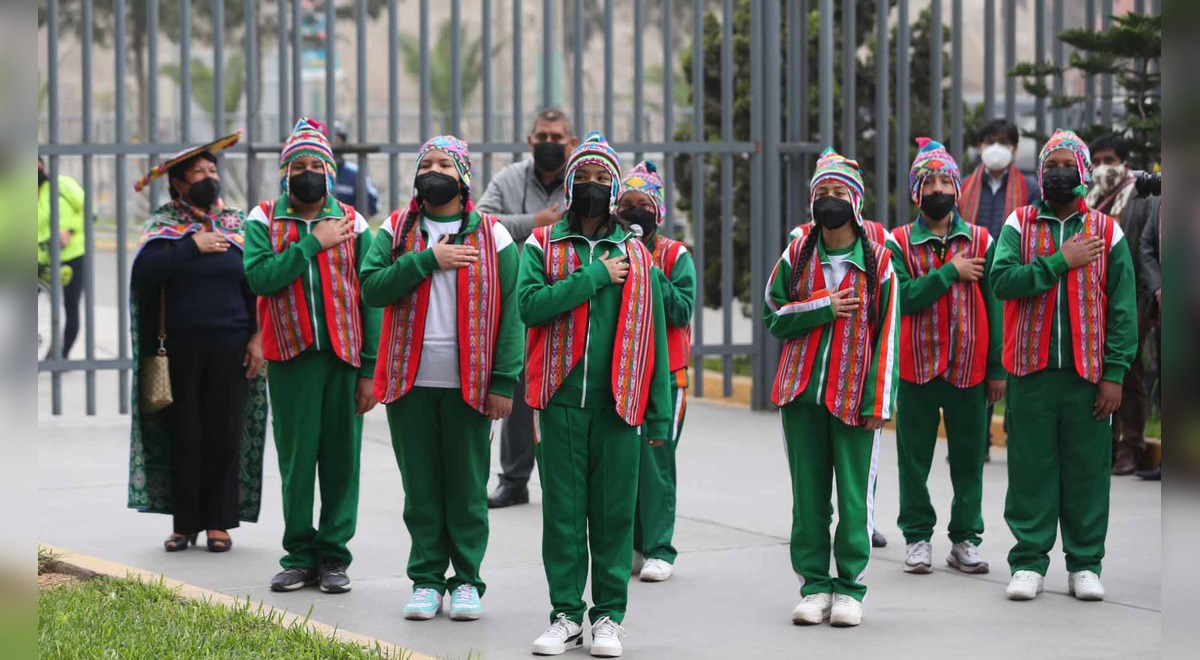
[1005,369,1112,576]
[535,403,640,625]
[386,386,493,595]
[781,401,880,602]
[634,372,687,564]
[266,350,363,569]
[896,378,987,545]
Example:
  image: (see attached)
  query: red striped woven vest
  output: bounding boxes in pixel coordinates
[893,222,990,388]
[256,200,363,367]
[1002,206,1113,383]
[652,235,692,373]
[372,210,501,413]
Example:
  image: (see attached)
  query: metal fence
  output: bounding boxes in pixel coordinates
[37,0,1154,415]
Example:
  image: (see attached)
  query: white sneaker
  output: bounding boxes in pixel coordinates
[532,613,583,655]
[947,541,990,574]
[630,551,645,576]
[1068,571,1106,601]
[904,541,933,574]
[829,594,863,627]
[589,616,625,657]
[791,592,832,625]
[639,558,672,582]
[1006,570,1045,600]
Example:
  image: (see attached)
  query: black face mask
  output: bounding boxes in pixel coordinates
[532,141,567,173]
[812,196,855,230]
[919,192,956,221]
[570,181,612,220]
[415,171,462,207]
[618,207,657,239]
[1042,166,1082,205]
[186,177,221,209]
[289,170,327,204]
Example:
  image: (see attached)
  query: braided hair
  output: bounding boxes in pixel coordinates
[787,223,880,330]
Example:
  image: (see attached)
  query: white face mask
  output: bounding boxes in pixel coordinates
[981,143,1013,171]
[1093,163,1127,194]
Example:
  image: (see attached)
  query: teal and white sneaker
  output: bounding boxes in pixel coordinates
[448,584,483,621]
[403,588,443,620]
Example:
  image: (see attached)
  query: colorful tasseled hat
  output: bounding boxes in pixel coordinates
[1039,128,1093,192]
[619,160,665,226]
[909,137,962,204]
[279,117,337,194]
[134,130,241,193]
[405,134,475,214]
[809,147,865,225]
[565,131,622,214]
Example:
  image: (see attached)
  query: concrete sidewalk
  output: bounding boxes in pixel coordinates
[39,370,1161,659]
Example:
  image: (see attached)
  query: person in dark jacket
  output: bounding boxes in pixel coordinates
[331,122,380,218]
[1136,201,1161,481]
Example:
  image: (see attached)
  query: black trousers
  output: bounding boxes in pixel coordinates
[498,373,536,487]
[166,341,249,535]
[61,255,85,356]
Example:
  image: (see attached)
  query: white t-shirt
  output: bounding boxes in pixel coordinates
[414,216,463,388]
[822,252,854,290]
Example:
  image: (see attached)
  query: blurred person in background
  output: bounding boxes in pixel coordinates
[127,132,268,555]
[37,158,85,357]
[330,121,380,218]
[1137,198,1161,481]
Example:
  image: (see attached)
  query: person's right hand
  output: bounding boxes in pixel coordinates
[600,251,630,285]
[311,217,355,250]
[431,234,479,269]
[948,249,985,282]
[534,203,564,228]
[192,231,230,254]
[830,287,862,319]
[1059,233,1105,269]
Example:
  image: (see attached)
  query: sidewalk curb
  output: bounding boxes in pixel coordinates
[38,543,436,660]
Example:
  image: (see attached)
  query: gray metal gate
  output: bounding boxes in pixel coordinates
[38,0,1147,415]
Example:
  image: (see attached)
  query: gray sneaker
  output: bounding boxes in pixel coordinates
[947,541,989,574]
[904,541,933,574]
[270,566,317,592]
[317,559,352,594]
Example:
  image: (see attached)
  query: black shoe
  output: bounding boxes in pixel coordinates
[1136,464,1161,481]
[164,533,197,552]
[487,482,530,509]
[318,559,352,594]
[871,530,888,548]
[270,566,317,592]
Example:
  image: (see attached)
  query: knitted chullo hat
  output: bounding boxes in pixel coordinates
[809,147,865,225]
[407,135,475,214]
[279,117,337,194]
[1039,128,1093,196]
[618,160,665,226]
[909,137,962,204]
[564,131,622,214]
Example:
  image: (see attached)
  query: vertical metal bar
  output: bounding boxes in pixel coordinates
[634,0,644,162]
[181,0,191,142]
[604,0,614,138]
[1135,0,1145,12]
[325,0,335,129]
[1084,0,1096,124]
[985,0,995,119]
[356,0,368,214]
[451,0,462,135]
[798,0,808,203]
[721,0,733,397]
[818,0,833,148]
[786,0,802,232]
[690,0,704,397]
[896,0,911,226]
[842,0,856,158]
[573,0,584,138]
[1052,0,1064,130]
[1005,0,1016,122]
[662,0,675,236]
[1035,0,1046,140]
[749,0,762,401]
[542,0,553,109]
[1101,0,1112,125]
[951,0,963,163]
[875,0,889,227]
[482,0,493,188]
[148,0,161,207]
[278,0,289,137]
[513,0,523,157]
[214,0,225,139]
[292,0,302,118]
[245,0,259,204]
[388,0,399,209]
[48,0,62,415]
[116,0,130,414]
[82,0,96,414]
[420,0,431,137]
[758,0,782,408]
[931,0,943,142]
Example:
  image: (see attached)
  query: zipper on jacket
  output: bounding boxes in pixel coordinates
[303,220,322,351]
[1055,220,1063,369]
[580,238,599,407]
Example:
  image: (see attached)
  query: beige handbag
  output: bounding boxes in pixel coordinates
[140,286,173,413]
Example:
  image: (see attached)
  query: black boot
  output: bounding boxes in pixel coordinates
[487,482,530,509]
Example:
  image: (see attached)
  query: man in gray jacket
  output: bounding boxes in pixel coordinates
[477,108,579,507]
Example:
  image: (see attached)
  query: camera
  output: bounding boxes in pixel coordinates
[1132,170,1160,197]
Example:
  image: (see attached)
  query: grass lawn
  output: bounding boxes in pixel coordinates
[39,575,413,660]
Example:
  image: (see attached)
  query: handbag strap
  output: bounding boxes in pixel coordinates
[156,285,167,356]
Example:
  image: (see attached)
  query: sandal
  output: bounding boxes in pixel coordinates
[206,531,233,553]
[164,533,198,552]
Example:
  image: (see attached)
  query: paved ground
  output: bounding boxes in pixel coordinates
[39,365,1161,660]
